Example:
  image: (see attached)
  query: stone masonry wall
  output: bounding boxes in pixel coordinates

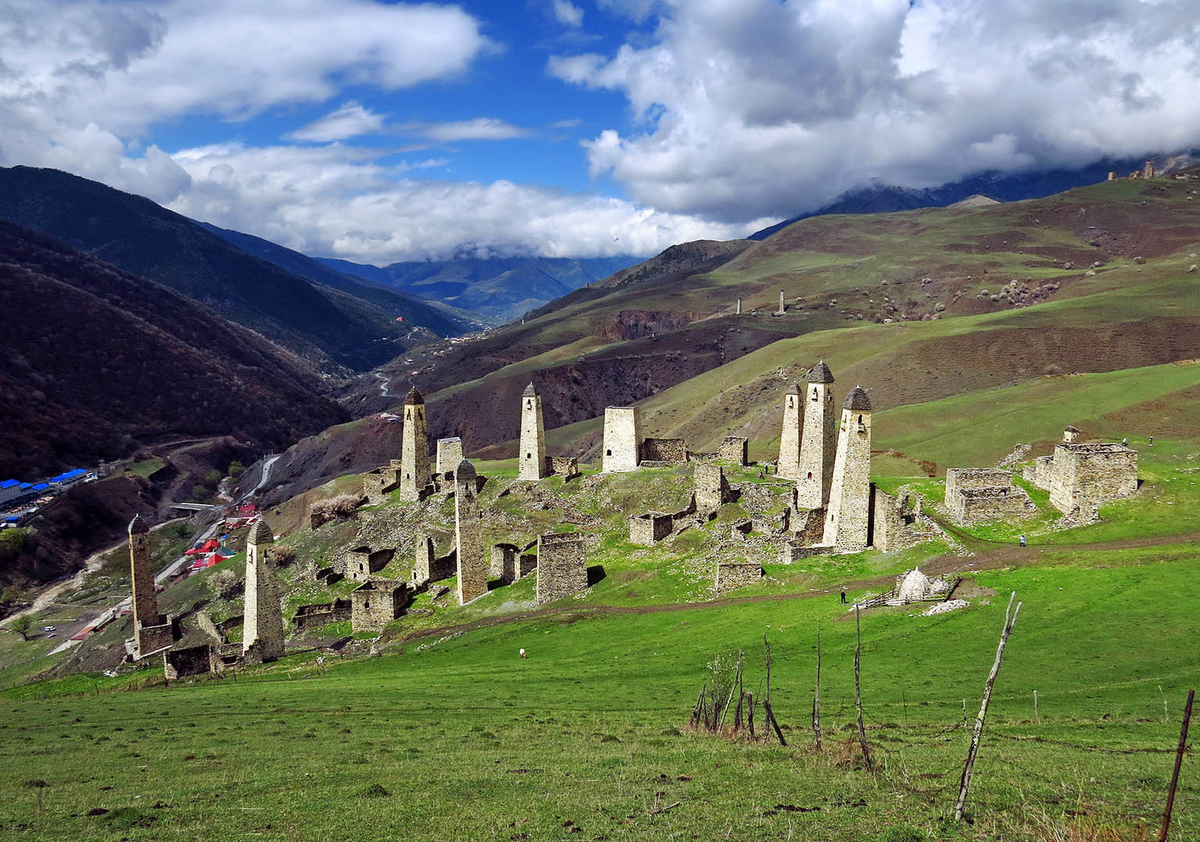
[351,579,409,632]
[950,486,1036,525]
[796,381,838,508]
[641,438,689,463]
[243,536,284,662]
[715,562,762,593]
[399,399,430,501]
[436,438,463,476]
[550,457,579,480]
[536,534,587,604]
[629,513,673,545]
[777,387,802,480]
[518,393,548,481]
[718,437,748,466]
[944,468,1013,501]
[412,534,455,587]
[455,462,487,605]
[823,408,872,551]
[1047,443,1138,516]
[695,463,734,513]
[602,406,641,472]
[343,546,395,582]
[491,543,519,582]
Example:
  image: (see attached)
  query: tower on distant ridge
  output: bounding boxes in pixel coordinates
[822,386,873,552]
[776,383,802,480]
[518,383,548,480]
[399,387,430,501]
[454,460,487,605]
[796,361,838,508]
[243,520,284,662]
[1143,159,1155,179]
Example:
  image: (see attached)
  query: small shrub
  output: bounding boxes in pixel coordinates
[310,494,360,521]
[358,783,390,798]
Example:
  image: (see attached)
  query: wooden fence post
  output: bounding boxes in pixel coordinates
[854,604,872,772]
[954,592,1022,822]
[1158,689,1195,842]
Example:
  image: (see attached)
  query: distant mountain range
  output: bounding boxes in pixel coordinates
[318,254,642,322]
[0,167,471,371]
[0,218,347,477]
[749,156,1159,239]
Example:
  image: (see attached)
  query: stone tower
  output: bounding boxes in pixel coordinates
[796,360,838,508]
[776,383,803,480]
[454,460,487,605]
[1063,425,1080,444]
[1143,159,1155,179]
[602,406,641,472]
[777,289,786,315]
[822,386,873,552]
[243,520,284,662]
[128,514,158,636]
[399,387,430,501]
[518,383,548,481]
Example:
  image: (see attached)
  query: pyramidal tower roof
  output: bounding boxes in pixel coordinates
[128,513,149,535]
[523,382,537,398]
[843,385,872,411]
[786,381,801,396]
[404,386,424,405]
[247,519,274,544]
[455,458,476,480]
[808,360,834,384]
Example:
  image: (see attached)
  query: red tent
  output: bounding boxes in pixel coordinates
[200,538,219,552]
[202,553,223,568]
[184,546,203,556]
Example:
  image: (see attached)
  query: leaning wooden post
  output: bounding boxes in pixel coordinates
[1158,688,1195,842]
[954,592,1022,822]
[813,627,823,752]
[854,604,872,772]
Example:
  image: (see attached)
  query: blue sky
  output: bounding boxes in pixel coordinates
[1,1,1198,263]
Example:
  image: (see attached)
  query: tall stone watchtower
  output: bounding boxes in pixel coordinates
[796,360,838,508]
[399,386,430,501]
[454,460,487,605]
[518,383,548,481]
[822,386,873,552]
[777,383,803,480]
[128,514,158,637]
[602,406,641,472]
[243,520,284,662]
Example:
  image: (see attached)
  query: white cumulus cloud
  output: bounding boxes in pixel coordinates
[289,102,388,143]
[552,0,1200,222]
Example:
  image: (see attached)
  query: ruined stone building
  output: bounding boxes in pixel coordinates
[695,463,735,514]
[776,382,802,480]
[715,562,762,593]
[536,533,587,604]
[343,545,395,582]
[351,579,410,632]
[454,460,487,605]
[518,383,548,481]
[629,512,673,545]
[1026,435,1138,518]
[797,361,838,509]
[243,520,284,663]
[871,488,933,552]
[491,543,520,583]
[944,468,1035,525]
[126,514,174,660]
[399,387,431,501]
[412,534,455,589]
[718,436,748,466]
[436,438,463,477]
[602,406,641,472]
[292,599,351,632]
[822,386,873,552]
[362,460,402,505]
[640,438,688,464]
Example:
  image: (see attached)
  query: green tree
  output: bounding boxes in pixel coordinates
[227,461,246,478]
[8,614,34,641]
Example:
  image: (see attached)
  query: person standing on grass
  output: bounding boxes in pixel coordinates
[840,590,847,604]
[1019,535,1026,548]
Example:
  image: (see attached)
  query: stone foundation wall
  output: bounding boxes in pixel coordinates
[715,562,762,593]
[949,486,1036,525]
[550,457,580,480]
[519,553,538,578]
[292,598,351,632]
[136,623,175,659]
[536,534,587,604]
[718,437,748,466]
[778,543,828,563]
[164,644,214,680]
[629,513,673,545]
[641,438,689,463]
[944,468,1012,501]
[790,504,826,545]
[491,543,519,582]
[695,463,734,513]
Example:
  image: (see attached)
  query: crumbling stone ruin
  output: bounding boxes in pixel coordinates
[454,460,487,605]
[125,515,175,661]
[491,543,519,583]
[361,461,402,507]
[342,545,395,582]
[695,463,735,514]
[399,387,431,501]
[871,488,936,551]
[822,386,873,552]
[718,436,748,466]
[243,520,285,663]
[629,512,673,545]
[412,534,455,589]
[549,456,580,480]
[1063,425,1080,444]
[715,562,763,593]
[292,599,351,632]
[602,406,641,472]
[944,468,1035,525]
[777,382,803,480]
[797,361,838,509]
[1026,436,1138,518]
[351,579,410,632]
[641,437,689,464]
[518,383,548,481]
[164,644,215,680]
[535,533,587,604]
[436,438,463,477]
